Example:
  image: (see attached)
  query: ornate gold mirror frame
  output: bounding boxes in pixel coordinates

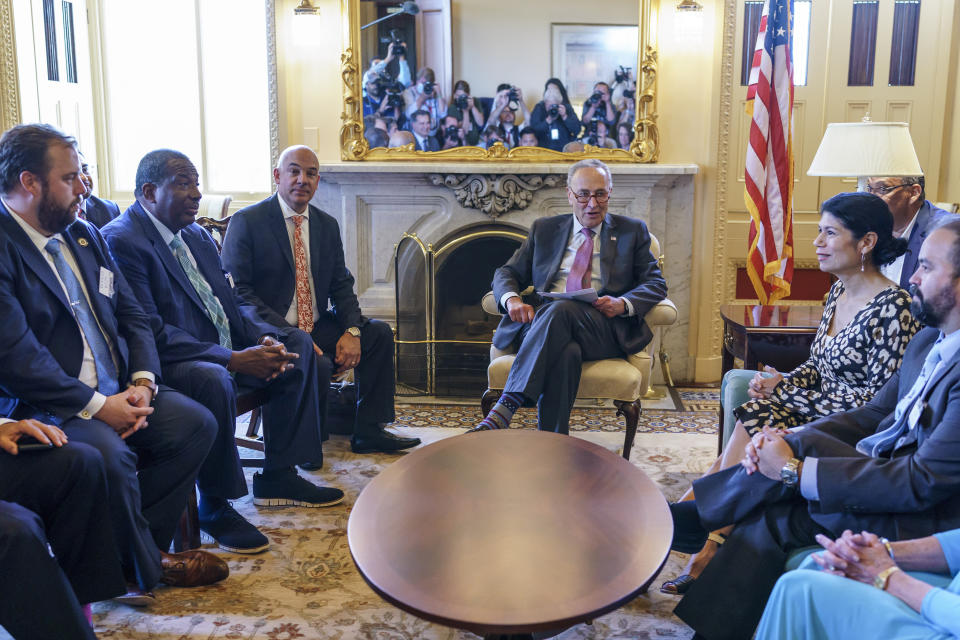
[338,0,660,163]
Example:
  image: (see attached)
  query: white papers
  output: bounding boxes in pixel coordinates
[537,288,598,303]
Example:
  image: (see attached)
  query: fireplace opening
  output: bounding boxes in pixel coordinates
[395,224,525,397]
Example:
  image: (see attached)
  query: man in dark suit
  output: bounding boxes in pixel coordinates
[410,109,440,151]
[221,145,419,454]
[0,124,227,603]
[102,149,344,555]
[0,419,123,638]
[77,150,120,228]
[473,159,667,433]
[867,175,952,288]
[669,220,960,640]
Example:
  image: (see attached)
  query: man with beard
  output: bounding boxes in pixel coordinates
[0,124,227,605]
[102,149,344,556]
[76,150,120,228]
[668,219,960,640]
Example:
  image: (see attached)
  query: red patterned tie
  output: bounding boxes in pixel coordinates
[292,215,313,333]
[566,227,595,291]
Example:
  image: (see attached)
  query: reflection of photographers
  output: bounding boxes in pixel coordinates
[373,34,412,87]
[410,109,439,151]
[518,127,538,147]
[485,84,531,149]
[403,68,447,136]
[580,118,616,149]
[363,70,407,129]
[530,78,581,152]
[616,122,634,150]
[446,80,484,146]
[581,82,616,130]
[439,115,465,149]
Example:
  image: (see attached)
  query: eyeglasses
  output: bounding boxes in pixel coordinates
[865,183,913,196]
[570,190,610,204]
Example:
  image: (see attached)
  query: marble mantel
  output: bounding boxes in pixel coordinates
[311,162,699,382]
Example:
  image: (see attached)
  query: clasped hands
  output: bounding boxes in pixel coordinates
[742,425,794,480]
[228,336,298,381]
[506,295,625,323]
[811,530,896,585]
[747,365,784,400]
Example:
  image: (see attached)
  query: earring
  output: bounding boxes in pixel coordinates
[860,252,866,272]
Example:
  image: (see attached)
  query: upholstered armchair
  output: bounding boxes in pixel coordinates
[480,233,677,460]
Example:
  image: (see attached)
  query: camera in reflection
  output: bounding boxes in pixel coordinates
[379,28,406,57]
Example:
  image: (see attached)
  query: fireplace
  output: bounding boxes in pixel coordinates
[395,223,525,397]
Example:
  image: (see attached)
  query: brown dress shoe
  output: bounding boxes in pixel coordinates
[159,550,229,587]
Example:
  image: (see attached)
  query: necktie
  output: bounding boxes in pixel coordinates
[44,238,120,396]
[292,215,314,333]
[858,340,943,457]
[566,228,596,292]
[169,236,232,350]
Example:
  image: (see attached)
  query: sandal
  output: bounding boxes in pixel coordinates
[659,532,727,595]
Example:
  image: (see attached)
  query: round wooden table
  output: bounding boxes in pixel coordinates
[347,429,673,637]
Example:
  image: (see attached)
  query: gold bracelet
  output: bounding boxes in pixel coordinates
[873,565,901,590]
[879,537,896,562]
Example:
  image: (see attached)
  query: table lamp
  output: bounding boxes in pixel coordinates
[806,117,922,191]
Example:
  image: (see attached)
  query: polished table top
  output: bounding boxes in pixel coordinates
[720,304,823,330]
[347,430,673,635]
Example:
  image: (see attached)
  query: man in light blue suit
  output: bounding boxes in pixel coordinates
[102,149,344,556]
[867,175,952,289]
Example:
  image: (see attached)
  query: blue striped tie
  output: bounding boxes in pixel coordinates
[169,236,232,350]
[44,238,120,396]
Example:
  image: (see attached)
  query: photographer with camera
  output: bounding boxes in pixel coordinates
[439,114,466,149]
[581,81,616,130]
[530,77,581,152]
[403,68,447,137]
[485,83,531,149]
[446,80,483,146]
[580,117,616,149]
[369,37,412,88]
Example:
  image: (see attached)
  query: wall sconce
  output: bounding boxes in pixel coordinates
[293,0,321,47]
[674,0,704,44]
[807,117,922,191]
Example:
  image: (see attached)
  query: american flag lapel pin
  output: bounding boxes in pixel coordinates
[77,238,89,247]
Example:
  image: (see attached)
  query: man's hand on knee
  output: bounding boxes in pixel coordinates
[506,296,535,323]
[593,296,625,318]
[0,419,67,454]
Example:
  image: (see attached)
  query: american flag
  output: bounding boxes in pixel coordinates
[744,0,794,304]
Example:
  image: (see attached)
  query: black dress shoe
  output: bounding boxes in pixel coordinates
[351,426,421,453]
[298,461,323,471]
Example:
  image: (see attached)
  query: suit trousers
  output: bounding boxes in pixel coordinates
[164,329,326,477]
[673,429,902,640]
[312,319,396,437]
[61,387,216,590]
[0,442,125,639]
[504,300,624,433]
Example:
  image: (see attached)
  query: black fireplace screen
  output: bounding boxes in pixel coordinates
[395,225,525,397]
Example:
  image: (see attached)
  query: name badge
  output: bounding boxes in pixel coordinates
[99,266,114,297]
[225,272,235,288]
[550,128,560,141]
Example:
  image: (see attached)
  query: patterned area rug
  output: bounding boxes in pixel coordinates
[674,387,720,413]
[3,419,718,640]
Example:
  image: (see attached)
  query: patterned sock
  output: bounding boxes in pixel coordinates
[478,392,525,430]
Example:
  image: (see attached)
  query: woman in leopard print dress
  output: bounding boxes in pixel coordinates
[661,191,920,595]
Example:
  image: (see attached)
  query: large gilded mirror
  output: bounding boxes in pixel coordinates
[338,0,660,162]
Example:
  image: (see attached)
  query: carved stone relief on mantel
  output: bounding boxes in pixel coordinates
[428,174,566,218]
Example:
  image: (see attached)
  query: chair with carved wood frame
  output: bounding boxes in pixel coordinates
[480,233,677,460]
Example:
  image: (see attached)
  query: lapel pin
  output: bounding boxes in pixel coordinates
[77,238,89,247]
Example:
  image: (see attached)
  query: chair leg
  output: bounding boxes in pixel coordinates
[174,487,201,552]
[615,399,642,461]
[481,388,501,418]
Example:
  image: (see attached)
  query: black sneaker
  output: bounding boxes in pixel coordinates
[198,503,270,554]
[252,469,345,508]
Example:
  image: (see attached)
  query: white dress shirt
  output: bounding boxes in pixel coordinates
[2,199,153,421]
[880,210,919,284]
[278,195,321,327]
[500,217,635,315]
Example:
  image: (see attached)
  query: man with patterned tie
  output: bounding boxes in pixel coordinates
[0,124,227,605]
[221,145,419,455]
[473,159,667,433]
[102,149,344,556]
[667,220,960,640]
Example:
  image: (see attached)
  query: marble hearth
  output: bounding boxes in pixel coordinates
[311,162,699,384]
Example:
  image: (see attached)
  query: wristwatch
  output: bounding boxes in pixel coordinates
[346,327,361,338]
[873,565,901,590]
[780,457,801,487]
[132,377,158,402]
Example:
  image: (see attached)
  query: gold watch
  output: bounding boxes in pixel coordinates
[346,327,361,338]
[132,378,158,402]
[873,566,901,590]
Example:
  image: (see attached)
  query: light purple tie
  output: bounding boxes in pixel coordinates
[566,228,595,291]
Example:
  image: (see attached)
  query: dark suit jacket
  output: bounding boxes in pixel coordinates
[0,204,159,423]
[900,200,953,288]
[415,134,439,152]
[101,202,277,368]
[81,195,121,229]
[491,213,667,353]
[221,194,364,335]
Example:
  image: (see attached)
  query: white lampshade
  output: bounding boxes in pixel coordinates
[806,121,922,177]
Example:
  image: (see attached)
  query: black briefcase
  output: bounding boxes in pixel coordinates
[327,381,357,435]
